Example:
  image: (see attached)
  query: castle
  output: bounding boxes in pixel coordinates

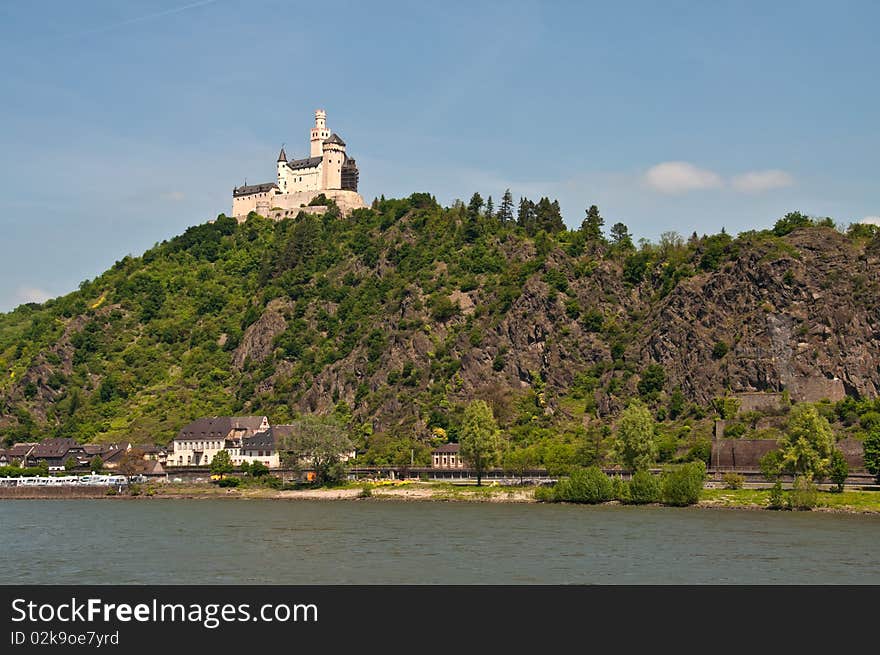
[232,109,367,219]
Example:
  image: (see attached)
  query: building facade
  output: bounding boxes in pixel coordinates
[432,443,467,469]
[232,109,366,219]
[169,416,269,467]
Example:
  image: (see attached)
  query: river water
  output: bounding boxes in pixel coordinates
[2,499,878,584]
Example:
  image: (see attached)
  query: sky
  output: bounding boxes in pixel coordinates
[0,0,878,311]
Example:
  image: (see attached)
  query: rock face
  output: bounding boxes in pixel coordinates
[641,230,880,403]
[232,302,288,370]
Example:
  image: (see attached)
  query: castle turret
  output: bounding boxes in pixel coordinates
[310,109,329,157]
[276,146,288,192]
[321,132,346,190]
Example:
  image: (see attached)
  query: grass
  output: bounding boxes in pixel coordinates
[701,487,880,513]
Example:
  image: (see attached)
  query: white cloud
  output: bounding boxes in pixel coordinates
[16,286,52,304]
[861,216,880,225]
[644,161,722,194]
[731,169,795,193]
[159,191,186,202]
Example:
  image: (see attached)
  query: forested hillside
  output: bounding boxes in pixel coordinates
[1,193,879,467]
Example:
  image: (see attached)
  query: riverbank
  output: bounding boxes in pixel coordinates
[5,480,878,514]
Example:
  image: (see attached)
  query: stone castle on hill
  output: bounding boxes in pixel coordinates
[232,109,367,219]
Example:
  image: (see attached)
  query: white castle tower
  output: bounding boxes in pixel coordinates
[310,109,330,157]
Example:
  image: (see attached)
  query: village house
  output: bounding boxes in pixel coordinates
[6,443,37,466]
[240,426,283,469]
[432,443,467,469]
[27,438,88,468]
[168,416,269,467]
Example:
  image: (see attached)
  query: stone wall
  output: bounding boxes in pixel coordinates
[734,392,783,413]
[232,189,366,219]
[711,439,778,469]
[0,485,123,499]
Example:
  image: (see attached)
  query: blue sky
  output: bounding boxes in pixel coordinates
[1,0,878,311]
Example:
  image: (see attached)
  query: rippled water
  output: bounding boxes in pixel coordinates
[2,499,878,584]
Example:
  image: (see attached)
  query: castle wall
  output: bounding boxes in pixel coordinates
[232,189,366,220]
[280,164,322,194]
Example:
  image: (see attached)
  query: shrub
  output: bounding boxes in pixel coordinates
[627,470,661,504]
[767,481,785,509]
[722,472,745,490]
[357,485,372,498]
[828,449,848,492]
[661,461,706,506]
[611,476,630,503]
[217,477,240,488]
[534,485,554,502]
[554,467,613,504]
[787,476,818,510]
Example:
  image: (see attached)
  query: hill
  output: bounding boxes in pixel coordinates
[1,194,879,466]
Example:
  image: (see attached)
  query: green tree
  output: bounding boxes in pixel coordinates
[210,450,234,476]
[503,447,537,483]
[533,197,564,234]
[89,455,103,473]
[497,189,514,223]
[275,415,354,485]
[609,222,634,250]
[828,449,848,492]
[250,460,270,477]
[864,427,880,481]
[777,404,835,478]
[773,210,812,237]
[668,388,686,420]
[637,364,666,397]
[516,197,536,235]
[615,401,658,471]
[64,456,78,471]
[580,204,605,244]
[459,400,502,486]
[484,195,494,219]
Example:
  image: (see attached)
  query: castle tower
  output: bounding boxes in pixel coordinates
[310,109,330,157]
[321,133,346,189]
[276,146,288,192]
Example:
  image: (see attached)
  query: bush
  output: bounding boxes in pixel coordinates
[787,476,818,510]
[554,467,613,504]
[722,472,745,490]
[767,481,785,509]
[217,477,240,488]
[357,485,372,498]
[611,476,630,503]
[661,461,706,506]
[627,470,661,504]
[534,485,554,502]
[828,449,848,492]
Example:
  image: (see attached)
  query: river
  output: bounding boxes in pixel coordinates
[2,499,878,584]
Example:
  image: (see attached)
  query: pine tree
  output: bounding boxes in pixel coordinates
[517,197,536,235]
[466,192,484,220]
[534,197,564,234]
[497,189,514,223]
[609,222,634,250]
[485,195,494,220]
[580,204,605,243]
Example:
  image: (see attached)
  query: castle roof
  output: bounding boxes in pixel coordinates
[286,156,323,171]
[324,133,345,146]
[277,147,287,162]
[233,182,278,198]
